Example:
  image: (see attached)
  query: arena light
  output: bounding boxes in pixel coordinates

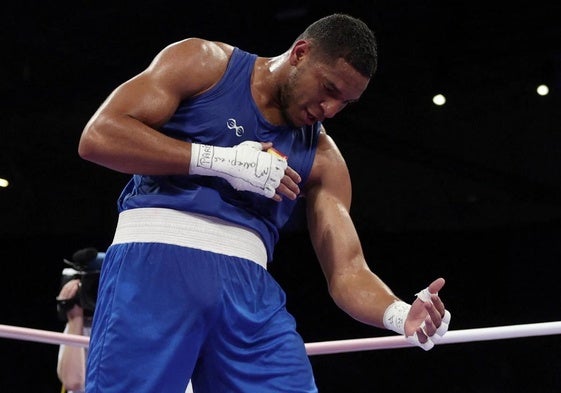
[536,84,549,96]
[432,93,446,106]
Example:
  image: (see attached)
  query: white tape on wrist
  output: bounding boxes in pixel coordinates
[189,142,287,198]
[382,300,411,335]
[384,300,435,351]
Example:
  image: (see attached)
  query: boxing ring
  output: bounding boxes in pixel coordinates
[1,320,561,355]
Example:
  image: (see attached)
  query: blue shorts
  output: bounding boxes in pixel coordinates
[86,242,317,393]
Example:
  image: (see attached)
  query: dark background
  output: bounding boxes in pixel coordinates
[2,1,561,391]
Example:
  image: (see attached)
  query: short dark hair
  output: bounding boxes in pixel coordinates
[297,13,378,78]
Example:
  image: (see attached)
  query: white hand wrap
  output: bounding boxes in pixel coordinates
[414,287,452,342]
[189,141,287,198]
[382,300,411,335]
[383,288,452,351]
[405,287,452,350]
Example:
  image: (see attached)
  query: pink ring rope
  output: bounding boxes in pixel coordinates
[1,321,561,355]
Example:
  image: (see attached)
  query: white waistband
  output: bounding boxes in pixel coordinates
[112,208,268,269]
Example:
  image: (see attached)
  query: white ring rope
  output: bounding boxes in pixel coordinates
[0,324,89,347]
[305,321,561,355]
[1,321,561,355]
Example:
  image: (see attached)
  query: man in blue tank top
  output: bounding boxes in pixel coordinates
[79,13,451,393]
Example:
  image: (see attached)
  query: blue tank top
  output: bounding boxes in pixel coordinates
[117,47,321,261]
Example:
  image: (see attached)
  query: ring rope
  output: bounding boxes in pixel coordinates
[1,321,560,355]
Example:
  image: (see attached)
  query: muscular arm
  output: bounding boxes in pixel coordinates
[78,38,232,175]
[305,130,399,328]
[78,38,300,201]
